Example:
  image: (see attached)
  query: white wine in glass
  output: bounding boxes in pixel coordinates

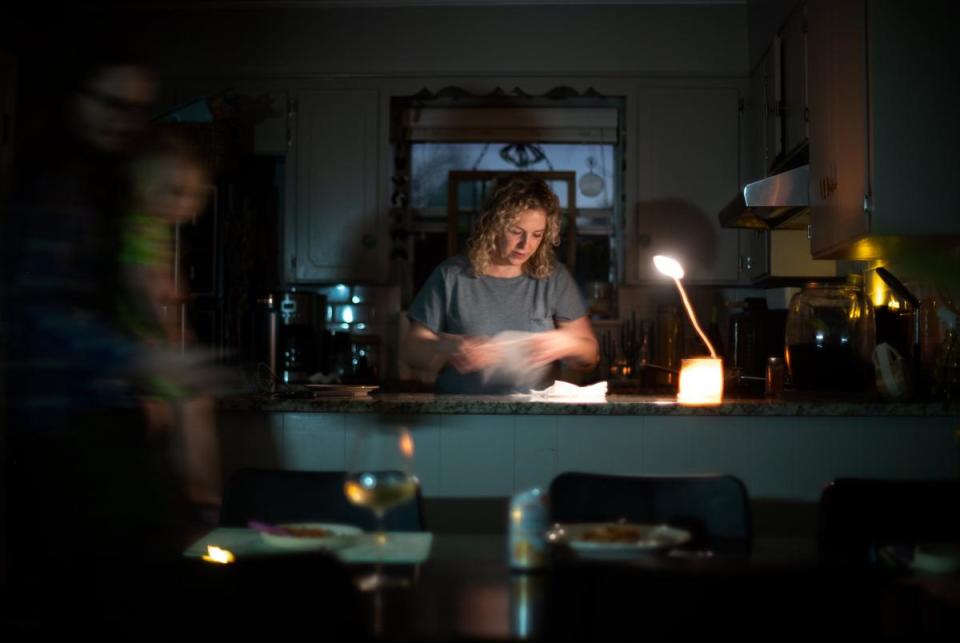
[344,471,418,521]
[344,425,417,590]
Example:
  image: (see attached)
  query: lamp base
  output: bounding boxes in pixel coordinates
[677,357,724,406]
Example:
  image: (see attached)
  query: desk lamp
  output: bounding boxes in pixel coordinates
[653,255,723,405]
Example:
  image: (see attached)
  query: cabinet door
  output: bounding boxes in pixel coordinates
[807,0,868,258]
[739,228,769,281]
[763,39,782,170]
[781,4,808,157]
[635,86,742,283]
[287,89,380,282]
[745,53,768,185]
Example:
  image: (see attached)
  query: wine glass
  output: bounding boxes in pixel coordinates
[344,424,417,591]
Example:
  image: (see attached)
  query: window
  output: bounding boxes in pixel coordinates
[407,141,618,293]
[392,97,624,298]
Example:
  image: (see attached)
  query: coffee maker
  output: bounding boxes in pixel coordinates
[258,291,325,385]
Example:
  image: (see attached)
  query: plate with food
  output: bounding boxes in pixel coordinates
[546,522,691,555]
[256,522,363,550]
[305,384,379,397]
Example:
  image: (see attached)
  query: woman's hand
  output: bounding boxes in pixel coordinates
[527,317,599,371]
[403,321,504,375]
[445,334,504,373]
[526,330,580,367]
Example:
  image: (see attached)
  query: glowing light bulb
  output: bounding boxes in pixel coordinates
[653,255,685,280]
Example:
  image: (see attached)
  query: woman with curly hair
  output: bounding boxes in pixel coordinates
[404,174,599,393]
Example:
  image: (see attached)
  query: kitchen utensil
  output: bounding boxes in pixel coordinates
[873,343,911,401]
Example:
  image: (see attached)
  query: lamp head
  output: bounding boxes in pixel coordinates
[653,255,685,280]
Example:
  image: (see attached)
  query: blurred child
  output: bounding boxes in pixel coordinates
[119,133,221,514]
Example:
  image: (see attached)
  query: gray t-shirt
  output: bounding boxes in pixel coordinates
[407,255,587,394]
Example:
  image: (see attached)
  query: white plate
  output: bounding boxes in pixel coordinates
[546,522,691,555]
[305,385,379,397]
[260,523,363,550]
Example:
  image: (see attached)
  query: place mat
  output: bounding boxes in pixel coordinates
[184,528,433,564]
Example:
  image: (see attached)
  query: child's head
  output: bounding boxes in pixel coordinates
[132,134,209,224]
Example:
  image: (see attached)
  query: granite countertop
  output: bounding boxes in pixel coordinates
[218,391,960,417]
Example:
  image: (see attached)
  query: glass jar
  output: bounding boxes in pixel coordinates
[784,276,876,390]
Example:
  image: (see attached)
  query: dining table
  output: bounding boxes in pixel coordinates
[181,528,959,639]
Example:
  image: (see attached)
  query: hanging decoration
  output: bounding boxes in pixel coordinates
[578,156,605,197]
[499,143,552,169]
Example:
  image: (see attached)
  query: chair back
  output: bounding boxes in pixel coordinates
[220,468,425,531]
[548,472,752,551]
[818,477,960,567]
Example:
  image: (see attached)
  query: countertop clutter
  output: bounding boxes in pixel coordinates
[219,389,959,417]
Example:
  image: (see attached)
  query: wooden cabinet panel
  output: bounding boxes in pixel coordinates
[287,88,381,282]
[807,0,868,257]
[807,0,960,258]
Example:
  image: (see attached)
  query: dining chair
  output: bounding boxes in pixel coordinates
[220,467,426,531]
[818,477,960,567]
[547,471,752,552]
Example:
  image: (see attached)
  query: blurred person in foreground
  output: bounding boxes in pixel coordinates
[402,174,599,393]
[119,133,222,515]
[0,47,195,629]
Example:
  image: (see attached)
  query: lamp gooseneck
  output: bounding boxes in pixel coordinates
[652,255,717,358]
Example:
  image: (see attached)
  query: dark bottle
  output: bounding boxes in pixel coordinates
[706,305,725,360]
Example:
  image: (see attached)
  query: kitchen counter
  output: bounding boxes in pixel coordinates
[217,390,959,504]
[219,391,960,417]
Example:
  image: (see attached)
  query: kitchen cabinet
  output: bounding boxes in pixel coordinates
[635,85,742,284]
[748,4,807,178]
[807,0,960,259]
[734,2,834,284]
[780,4,808,159]
[761,44,782,172]
[285,88,382,282]
[740,228,836,284]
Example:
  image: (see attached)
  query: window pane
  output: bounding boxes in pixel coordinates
[410,142,615,210]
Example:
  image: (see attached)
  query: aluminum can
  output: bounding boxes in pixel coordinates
[508,487,548,570]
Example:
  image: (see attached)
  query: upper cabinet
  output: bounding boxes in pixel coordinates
[635,85,743,284]
[748,4,808,177]
[736,5,835,286]
[285,88,382,282]
[780,4,808,159]
[807,0,960,258]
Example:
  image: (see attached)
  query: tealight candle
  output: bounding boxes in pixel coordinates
[202,545,235,564]
[677,357,724,406]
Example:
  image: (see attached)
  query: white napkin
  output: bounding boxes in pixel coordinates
[526,380,608,402]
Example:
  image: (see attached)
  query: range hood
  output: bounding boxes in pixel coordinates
[718,164,810,230]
